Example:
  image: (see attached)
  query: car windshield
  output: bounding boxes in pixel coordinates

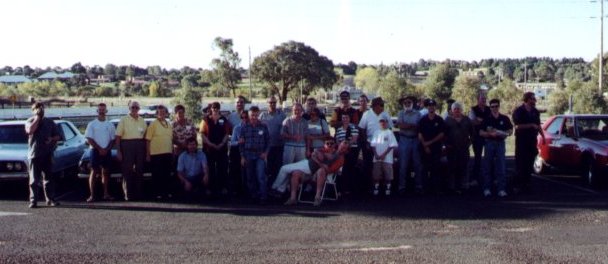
[0,125,28,144]
[578,118,608,141]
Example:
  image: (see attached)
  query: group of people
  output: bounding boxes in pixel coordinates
[24,89,543,208]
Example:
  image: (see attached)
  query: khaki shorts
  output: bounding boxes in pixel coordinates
[372,162,393,181]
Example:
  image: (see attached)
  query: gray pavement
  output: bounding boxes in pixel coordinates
[1,173,608,264]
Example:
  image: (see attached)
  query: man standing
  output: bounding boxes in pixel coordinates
[469,95,490,187]
[84,103,116,202]
[272,103,308,195]
[359,97,392,191]
[240,106,271,204]
[480,99,513,197]
[396,96,422,194]
[228,95,247,129]
[303,97,326,121]
[418,99,445,194]
[116,101,147,201]
[444,102,474,194]
[259,96,286,183]
[330,90,360,129]
[512,92,544,194]
[25,102,61,208]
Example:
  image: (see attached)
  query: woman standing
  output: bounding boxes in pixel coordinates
[145,105,173,200]
[200,102,231,195]
[334,114,359,195]
[306,107,330,154]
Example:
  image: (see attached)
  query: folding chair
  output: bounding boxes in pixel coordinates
[297,167,341,204]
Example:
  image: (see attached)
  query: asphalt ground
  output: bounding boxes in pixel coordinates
[1,161,608,263]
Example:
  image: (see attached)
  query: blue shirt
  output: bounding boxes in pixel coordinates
[240,122,270,159]
[177,150,207,181]
[230,124,242,147]
[260,109,286,147]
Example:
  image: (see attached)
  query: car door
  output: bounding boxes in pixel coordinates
[551,117,580,168]
[539,117,563,167]
[54,123,85,172]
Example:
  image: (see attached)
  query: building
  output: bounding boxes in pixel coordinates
[0,75,32,85]
[515,82,558,100]
[37,71,77,81]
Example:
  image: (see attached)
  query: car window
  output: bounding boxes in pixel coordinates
[578,118,608,140]
[60,123,77,141]
[545,117,563,135]
[0,125,28,144]
[564,118,576,138]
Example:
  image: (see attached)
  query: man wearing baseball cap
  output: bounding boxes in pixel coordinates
[417,98,445,194]
[330,90,360,129]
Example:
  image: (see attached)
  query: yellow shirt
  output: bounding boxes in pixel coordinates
[116,115,147,140]
[145,119,173,155]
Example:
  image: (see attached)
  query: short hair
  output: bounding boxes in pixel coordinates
[523,91,535,102]
[489,99,500,105]
[306,97,317,103]
[249,106,260,112]
[31,102,44,110]
[359,94,369,102]
[451,102,463,111]
[128,100,139,107]
[211,102,221,109]
[311,107,321,115]
[98,103,107,108]
[186,138,197,145]
[174,104,185,112]
[371,97,384,107]
[236,95,246,102]
[293,103,303,110]
[241,110,249,118]
[156,104,167,113]
[267,96,277,103]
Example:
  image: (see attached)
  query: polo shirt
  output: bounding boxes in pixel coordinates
[116,115,147,140]
[145,119,173,155]
[480,113,513,141]
[418,114,445,149]
[26,117,60,159]
[512,104,541,143]
[282,117,309,147]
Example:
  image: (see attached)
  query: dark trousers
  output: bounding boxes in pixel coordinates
[228,146,244,195]
[514,139,537,190]
[447,147,469,191]
[28,156,55,203]
[421,146,443,192]
[121,140,145,200]
[207,147,228,193]
[360,144,374,194]
[471,137,485,184]
[266,146,284,184]
[340,147,359,193]
[150,153,173,197]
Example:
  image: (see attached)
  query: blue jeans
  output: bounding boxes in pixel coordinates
[398,137,422,190]
[246,157,267,200]
[482,140,506,192]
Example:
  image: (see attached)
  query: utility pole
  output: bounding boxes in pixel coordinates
[248,46,253,99]
[600,0,604,93]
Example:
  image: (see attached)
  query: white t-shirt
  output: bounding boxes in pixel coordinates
[358,109,392,142]
[85,119,116,149]
[370,129,398,164]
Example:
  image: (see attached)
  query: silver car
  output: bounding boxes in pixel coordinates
[0,120,88,181]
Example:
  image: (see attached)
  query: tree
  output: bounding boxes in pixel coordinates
[422,63,458,110]
[376,70,411,115]
[148,81,160,97]
[251,41,337,104]
[70,62,86,74]
[487,78,521,115]
[354,67,380,94]
[211,37,242,98]
[173,78,203,123]
[451,75,481,111]
[572,83,608,114]
[104,64,117,81]
[547,89,569,115]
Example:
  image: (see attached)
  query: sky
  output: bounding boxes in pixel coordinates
[0,0,601,69]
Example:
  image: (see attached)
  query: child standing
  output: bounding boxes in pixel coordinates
[370,118,398,196]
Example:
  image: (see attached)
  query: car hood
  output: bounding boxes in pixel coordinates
[0,144,28,161]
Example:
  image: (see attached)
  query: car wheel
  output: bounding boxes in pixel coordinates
[533,154,547,175]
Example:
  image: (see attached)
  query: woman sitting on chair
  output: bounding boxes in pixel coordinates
[283,140,349,206]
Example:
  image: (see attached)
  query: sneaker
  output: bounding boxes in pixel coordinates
[385,189,391,196]
[373,189,379,196]
[483,189,492,197]
[86,196,95,203]
[498,190,508,197]
[28,202,37,209]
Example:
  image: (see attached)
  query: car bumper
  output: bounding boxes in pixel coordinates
[0,171,29,180]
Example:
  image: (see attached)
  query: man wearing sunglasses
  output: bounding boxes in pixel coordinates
[512,92,544,194]
[260,96,287,183]
[115,100,147,201]
[479,99,513,198]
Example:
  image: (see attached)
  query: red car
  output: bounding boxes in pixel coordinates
[534,114,608,188]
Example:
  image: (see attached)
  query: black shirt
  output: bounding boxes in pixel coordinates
[418,114,445,149]
[512,104,541,143]
[480,113,513,141]
[471,105,491,132]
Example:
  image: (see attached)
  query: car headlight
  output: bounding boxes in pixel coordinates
[6,163,13,171]
[14,162,23,171]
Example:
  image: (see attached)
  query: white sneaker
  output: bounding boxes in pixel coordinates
[498,190,508,197]
[385,189,391,196]
[373,189,379,196]
[483,189,492,197]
